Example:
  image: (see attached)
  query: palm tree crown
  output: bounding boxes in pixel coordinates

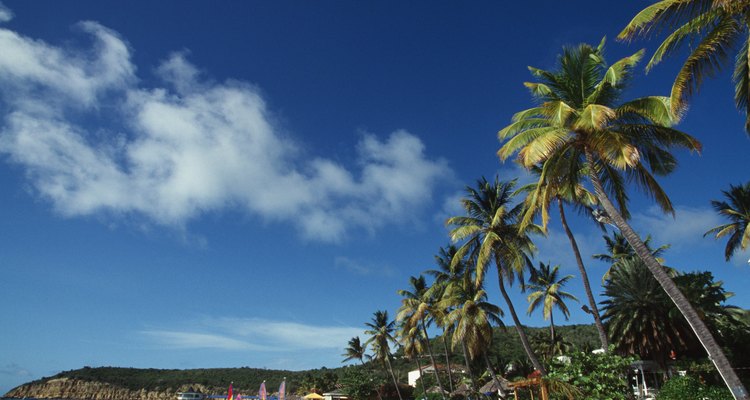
[342,336,368,365]
[525,261,578,342]
[498,39,701,218]
[705,181,750,261]
[619,0,750,134]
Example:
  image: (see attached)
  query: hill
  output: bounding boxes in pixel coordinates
[3,324,598,399]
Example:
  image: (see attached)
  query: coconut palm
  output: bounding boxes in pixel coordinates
[425,245,465,392]
[525,262,578,343]
[705,181,750,261]
[619,0,750,134]
[517,163,610,350]
[342,336,369,365]
[399,325,428,397]
[364,310,403,400]
[497,39,747,399]
[396,275,447,399]
[438,270,503,395]
[593,231,670,281]
[446,176,547,374]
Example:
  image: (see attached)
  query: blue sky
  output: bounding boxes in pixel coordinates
[1,0,749,395]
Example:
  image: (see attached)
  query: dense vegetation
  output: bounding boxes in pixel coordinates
[16,325,597,395]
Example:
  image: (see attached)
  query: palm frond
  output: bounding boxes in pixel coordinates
[670,15,741,118]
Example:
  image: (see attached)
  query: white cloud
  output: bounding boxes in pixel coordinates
[631,205,722,250]
[142,318,363,352]
[0,18,452,242]
[0,2,13,23]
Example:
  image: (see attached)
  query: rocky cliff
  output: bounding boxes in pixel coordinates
[4,378,212,400]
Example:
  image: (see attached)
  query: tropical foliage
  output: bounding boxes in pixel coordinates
[446,176,546,374]
[602,259,749,365]
[656,375,732,400]
[705,181,750,261]
[546,349,634,400]
[525,262,578,342]
[495,37,750,398]
[619,0,750,134]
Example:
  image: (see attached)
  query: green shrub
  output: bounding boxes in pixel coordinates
[546,348,634,400]
[656,375,731,400]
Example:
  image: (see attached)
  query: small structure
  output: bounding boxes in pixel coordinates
[507,377,548,400]
[322,390,348,400]
[630,360,664,399]
[480,377,511,398]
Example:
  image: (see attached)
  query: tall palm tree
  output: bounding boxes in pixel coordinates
[342,336,369,365]
[364,310,404,400]
[342,336,383,400]
[705,181,750,261]
[525,262,578,343]
[446,176,547,375]
[396,275,447,399]
[439,271,504,396]
[399,325,428,397]
[618,1,750,134]
[425,245,464,393]
[593,231,670,282]
[517,164,609,350]
[497,40,748,399]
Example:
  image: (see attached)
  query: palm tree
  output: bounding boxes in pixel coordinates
[396,275,447,399]
[525,262,578,343]
[399,325,428,397]
[364,310,404,400]
[425,245,464,393]
[705,181,750,261]
[618,1,750,134]
[439,269,504,394]
[342,336,369,365]
[593,231,670,282]
[497,40,747,399]
[517,164,610,350]
[601,258,696,365]
[343,337,384,400]
[446,176,547,375]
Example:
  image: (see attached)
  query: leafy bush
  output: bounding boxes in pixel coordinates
[546,348,634,400]
[656,375,731,400]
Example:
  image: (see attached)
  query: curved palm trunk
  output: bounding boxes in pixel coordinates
[441,331,456,393]
[585,149,749,400]
[421,320,447,400]
[557,198,609,350]
[497,272,547,375]
[385,356,404,400]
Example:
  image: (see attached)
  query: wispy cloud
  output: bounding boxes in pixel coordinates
[141,318,362,352]
[140,331,266,351]
[333,256,395,277]
[0,363,32,378]
[631,205,722,252]
[0,13,452,243]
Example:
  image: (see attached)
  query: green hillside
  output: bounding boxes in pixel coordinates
[23,324,598,394]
